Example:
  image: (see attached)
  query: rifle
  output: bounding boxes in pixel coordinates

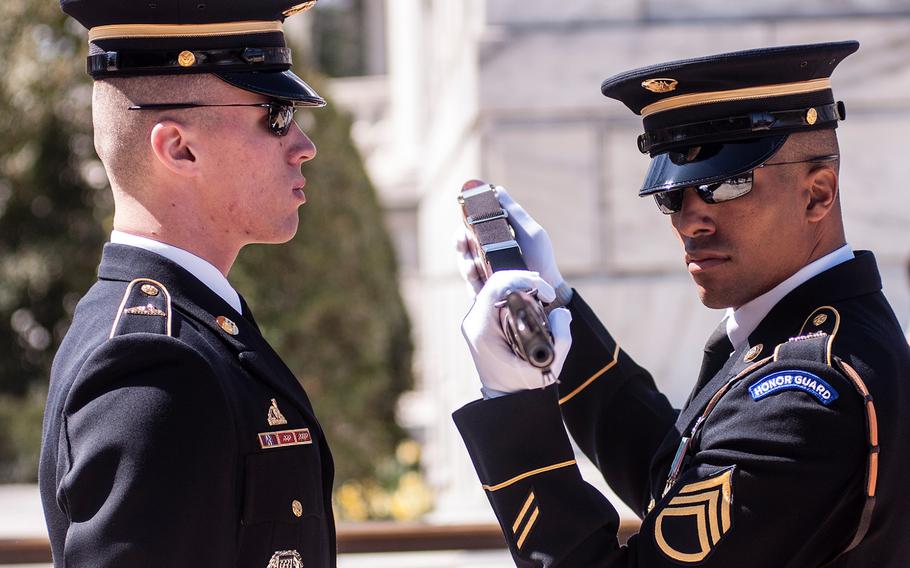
[458,180,556,371]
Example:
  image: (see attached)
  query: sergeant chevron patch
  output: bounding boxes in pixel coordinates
[655,468,734,563]
[512,491,540,550]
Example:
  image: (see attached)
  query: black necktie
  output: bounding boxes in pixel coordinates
[686,320,735,406]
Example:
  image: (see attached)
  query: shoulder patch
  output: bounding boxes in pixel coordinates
[749,370,839,406]
[109,278,173,338]
[654,467,734,564]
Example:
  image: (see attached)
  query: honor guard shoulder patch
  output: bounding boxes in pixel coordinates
[109,278,173,338]
[749,370,839,406]
[655,467,734,564]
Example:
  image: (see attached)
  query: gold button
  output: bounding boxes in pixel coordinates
[806,107,818,125]
[140,284,159,297]
[813,314,828,326]
[292,500,303,518]
[216,315,239,336]
[178,50,196,67]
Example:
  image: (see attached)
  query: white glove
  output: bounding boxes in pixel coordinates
[461,270,573,398]
[497,187,566,292]
[453,186,573,306]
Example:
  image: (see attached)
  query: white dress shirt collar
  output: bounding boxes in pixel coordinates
[724,244,855,349]
[110,230,243,315]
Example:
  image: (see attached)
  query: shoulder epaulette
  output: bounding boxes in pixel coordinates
[772,305,842,366]
[109,278,173,338]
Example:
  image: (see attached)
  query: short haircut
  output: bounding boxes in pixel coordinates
[92,74,224,193]
[778,128,841,174]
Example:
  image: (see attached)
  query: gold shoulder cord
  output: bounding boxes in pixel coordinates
[832,356,878,554]
[660,308,878,556]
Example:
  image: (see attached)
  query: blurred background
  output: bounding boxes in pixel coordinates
[1,0,909,566]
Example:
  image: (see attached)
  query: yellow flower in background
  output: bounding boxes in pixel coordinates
[395,440,421,467]
[390,471,433,520]
[336,481,368,521]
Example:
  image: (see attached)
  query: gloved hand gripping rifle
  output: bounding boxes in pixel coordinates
[458,180,556,372]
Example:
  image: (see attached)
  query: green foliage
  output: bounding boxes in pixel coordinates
[0,389,46,482]
[231,83,414,484]
[311,0,368,78]
[0,1,414,488]
[0,1,109,400]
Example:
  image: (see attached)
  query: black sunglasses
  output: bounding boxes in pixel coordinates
[653,154,840,214]
[127,101,298,137]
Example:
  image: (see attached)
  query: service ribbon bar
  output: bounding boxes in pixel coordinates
[258,428,312,449]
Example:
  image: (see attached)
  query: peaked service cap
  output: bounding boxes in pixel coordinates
[60,0,325,106]
[601,41,858,197]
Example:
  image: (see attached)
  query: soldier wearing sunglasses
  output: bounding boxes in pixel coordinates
[455,42,910,566]
[39,2,336,567]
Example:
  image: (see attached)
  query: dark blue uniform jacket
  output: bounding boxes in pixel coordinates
[40,244,336,567]
[455,251,910,567]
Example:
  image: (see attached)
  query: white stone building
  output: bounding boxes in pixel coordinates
[323,0,910,522]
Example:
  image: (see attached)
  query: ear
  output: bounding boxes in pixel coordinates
[804,165,838,223]
[149,121,199,177]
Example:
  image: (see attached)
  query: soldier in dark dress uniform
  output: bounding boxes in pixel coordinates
[39,2,336,567]
[454,41,910,567]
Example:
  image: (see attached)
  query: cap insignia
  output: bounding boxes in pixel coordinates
[177,50,196,67]
[642,78,678,93]
[267,398,288,426]
[267,549,303,568]
[283,1,317,17]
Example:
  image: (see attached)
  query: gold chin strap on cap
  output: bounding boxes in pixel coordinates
[88,20,283,41]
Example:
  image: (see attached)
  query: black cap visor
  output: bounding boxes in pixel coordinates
[217,70,326,107]
[640,134,788,197]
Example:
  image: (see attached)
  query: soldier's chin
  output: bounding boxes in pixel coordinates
[695,285,735,310]
[255,215,300,245]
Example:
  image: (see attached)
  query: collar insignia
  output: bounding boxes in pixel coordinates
[743,344,763,362]
[216,315,239,336]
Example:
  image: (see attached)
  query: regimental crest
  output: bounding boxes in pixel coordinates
[267,398,288,426]
[267,549,302,568]
[641,77,679,93]
[654,468,734,564]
